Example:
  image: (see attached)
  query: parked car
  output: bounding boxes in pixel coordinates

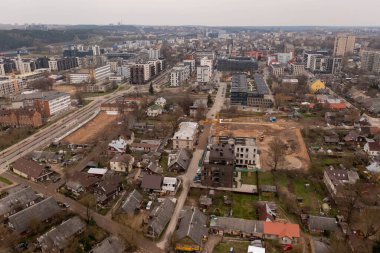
[283,244,293,251]
[146,201,153,210]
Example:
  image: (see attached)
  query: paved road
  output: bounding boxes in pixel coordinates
[157,75,227,250]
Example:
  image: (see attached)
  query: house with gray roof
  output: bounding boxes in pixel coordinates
[147,198,175,238]
[210,217,264,238]
[121,189,143,214]
[174,207,208,252]
[8,197,61,233]
[308,215,338,234]
[37,216,86,252]
[168,149,191,173]
[0,187,38,218]
[90,236,125,253]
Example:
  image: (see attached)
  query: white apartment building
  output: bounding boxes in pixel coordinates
[197,66,210,83]
[183,59,196,73]
[93,64,111,82]
[276,52,293,64]
[200,57,213,75]
[48,60,58,71]
[148,48,160,60]
[170,65,190,87]
[0,64,5,76]
[172,122,198,150]
[69,65,111,84]
[92,45,101,56]
[0,79,24,96]
[46,92,71,115]
[233,137,258,167]
[290,63,305,76]
[117,66,131,79]
[69,73,90,84]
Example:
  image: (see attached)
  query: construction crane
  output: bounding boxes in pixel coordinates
[200,113,221,144]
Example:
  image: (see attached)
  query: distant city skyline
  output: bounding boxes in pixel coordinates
[1,0,380,27]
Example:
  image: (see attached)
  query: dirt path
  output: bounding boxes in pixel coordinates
[64,112,118,144]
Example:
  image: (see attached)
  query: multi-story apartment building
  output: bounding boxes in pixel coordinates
[0,79,24,97]
[33,92,71,117]
[172,122,198,150]
[309,55,342,74]
[69,64,111,84]
[201,143,235,188]
[232,137,258,167]
[289,62,305,76]
[170,65,190,86]
[148,48,160,60]
[276,52,293,64]
[0,108,43,128]
[333,34,355,57]
[183,59,196,73]
[361,49,380,73]
[0,64,5,76]
[48,57,79,72]
[197,66,210,83]
[270,64,285,77]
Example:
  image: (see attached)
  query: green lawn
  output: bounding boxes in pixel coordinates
[214,241,250,253]
[241,171,275,186]
[0,176,12,185]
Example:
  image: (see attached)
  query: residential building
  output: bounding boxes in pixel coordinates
[108,137,128,153]
[172,122,198,150]
[37,216,86,252]
[121,189,143,214]
[201,143,235,188]
[303,50,329,69]
[263,222,300,244]
[309,55,342,74]
[170,64,190,86]
[289,62,305,76]
[11,157,52,182]
[333,34,355,57]
[90,236,125,253]
[323,166,359,196]
[183,59,196,73]
[307,215,338,234]
[276,52,293,64]
[209,216,264,238]
[110,154,134,173]
[8,197,61,233]
[200,57,213,73]
[197,66,211,83]
[147,198,175,238]
[130,63,151,84]
[162,177,178,192]
[364,141,380,157]
[0,187,38,218]
[229,137,258,167]
[155,97,167,107]
[141,174,163,192]
[168,149,191,173]
[147,104,163,117]
[94,175,122,204]
[117,65,131,79]
[361,49,380,73]
[48,57,79,71]
[270,63,285,77]
[69,64,111,84]
[230,74,273,108]
[148,48,160,60]
[33,91,71,117]
[174,207,208,252]
[217,57,258,73]
[190,99,208,118]
[0,108,43,128]
[0,78,24,96]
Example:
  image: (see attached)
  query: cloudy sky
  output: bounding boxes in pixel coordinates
[1,0,379,26]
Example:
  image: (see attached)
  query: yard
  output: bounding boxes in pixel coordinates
[241,171,274,185]
[214,240,250,253]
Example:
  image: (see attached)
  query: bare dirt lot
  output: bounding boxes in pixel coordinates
[53,84,78,96]
[220,118,310,171]
[64,112,118,144]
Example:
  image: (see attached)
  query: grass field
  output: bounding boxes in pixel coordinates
[241,171,274,185]
[214,241,250,253]
[0,176,12,185]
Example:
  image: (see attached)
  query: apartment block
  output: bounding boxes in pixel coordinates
[333,34,355,57]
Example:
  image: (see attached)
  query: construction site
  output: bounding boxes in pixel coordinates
[214,117,310,171]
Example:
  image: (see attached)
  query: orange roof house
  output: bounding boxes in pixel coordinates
[263,222,300,244]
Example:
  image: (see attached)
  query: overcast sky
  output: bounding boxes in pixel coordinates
[1,0,379,26]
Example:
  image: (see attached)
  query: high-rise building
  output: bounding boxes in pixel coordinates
[148,48,160,60]
[197,66,210,83]
[91,45,101,56]
[333,34,355,57]
[361,49,380,73]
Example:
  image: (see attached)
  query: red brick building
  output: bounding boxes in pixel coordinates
[0,108,43,128]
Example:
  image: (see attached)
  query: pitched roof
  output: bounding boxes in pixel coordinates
[210,217,264,234]
[169,149,191,171]
[68,172,100,189]
[308,216,338,232]
[12,157,45,179]
[148,198,175,237]
[368,141,380,152]
[174,207,208,246]
[263,222,300,239]
[90,236,125,253]
[0,187,38,217]
[97,175,121,195]
[8,197,61,233]
[141,174,162,190]
[37,216,86,251]
[110,154,133,163]
[121,189,143,214]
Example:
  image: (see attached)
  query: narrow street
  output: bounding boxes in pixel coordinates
[157,76,227,250]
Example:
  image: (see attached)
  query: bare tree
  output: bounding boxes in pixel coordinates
[268,137,286,171]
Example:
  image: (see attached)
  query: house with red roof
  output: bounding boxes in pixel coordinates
[263,222,300,245]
